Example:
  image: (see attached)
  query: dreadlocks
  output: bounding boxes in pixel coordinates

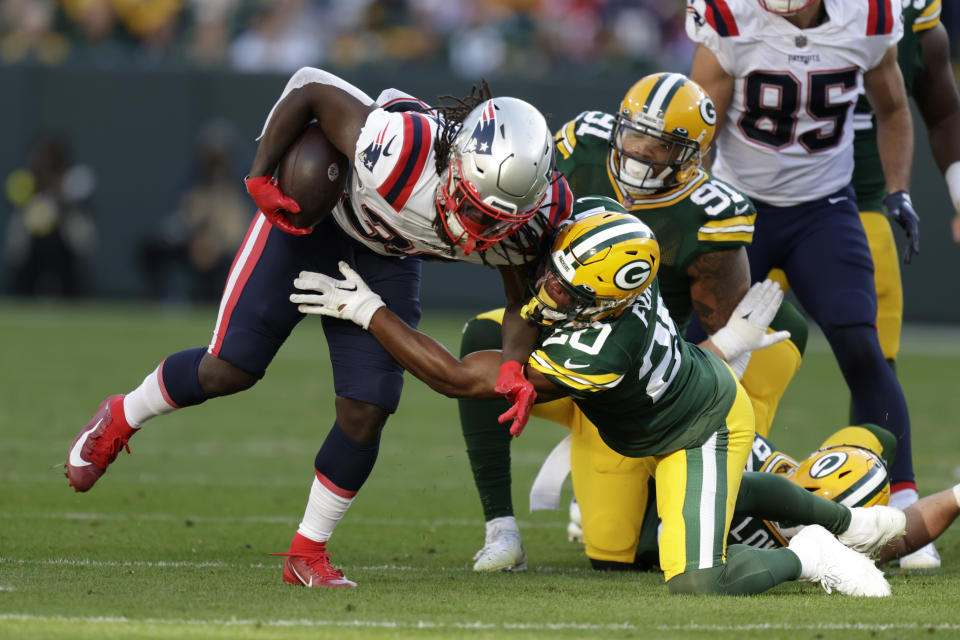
[427,80,559,267]
[430,79,493,177]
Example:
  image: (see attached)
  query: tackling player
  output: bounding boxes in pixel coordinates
[458,73,809,572]
[556,424,958,570]
[291,200,892,597]
[63,69,572,588]
[687,0,919,522]
[849,0,960,569]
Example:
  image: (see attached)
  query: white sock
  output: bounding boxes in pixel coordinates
[123,366,177,428]
[889,487,919,511]
[298,475,355,542]
[953,484,960,508]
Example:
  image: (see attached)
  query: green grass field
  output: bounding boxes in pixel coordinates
[1,300,959,639]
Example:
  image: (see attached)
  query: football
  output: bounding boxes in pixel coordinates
[276,122,349,231]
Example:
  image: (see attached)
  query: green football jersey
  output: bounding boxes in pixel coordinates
[852,0,942,211]
[555,110,756,331]
[527,277,737,458]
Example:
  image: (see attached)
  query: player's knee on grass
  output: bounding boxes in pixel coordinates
[583,511,642,565]
[666,545,800,595]
[198,353,258,397]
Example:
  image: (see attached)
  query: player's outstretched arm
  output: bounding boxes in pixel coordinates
[913,23,960,244]
[291,262,566,402]
[876,484,960,564]
[495,263,543,435]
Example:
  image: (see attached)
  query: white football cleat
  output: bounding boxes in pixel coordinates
[899,541,941,570]
[788,525,891,597]
[838,506,906,557]
[472,516,527,572]
[567,498,583,543]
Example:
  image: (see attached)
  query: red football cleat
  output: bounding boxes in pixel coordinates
[65,395,136,492]
[274,533,357,588]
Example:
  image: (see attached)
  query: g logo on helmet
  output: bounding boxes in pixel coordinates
[614,259,653,290]
[808,451,848,479]
[700,97,717,126]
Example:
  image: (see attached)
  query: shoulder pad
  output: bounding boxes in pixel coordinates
[357,110,436,212]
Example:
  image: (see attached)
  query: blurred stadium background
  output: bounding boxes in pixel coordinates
[1,0,959,320]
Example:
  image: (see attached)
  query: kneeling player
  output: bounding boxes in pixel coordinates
[291,199,892,596]
[559,424,957,570]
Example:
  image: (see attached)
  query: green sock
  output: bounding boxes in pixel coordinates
[459,316,514,521]
[667,545,801,595]
[736,472,850,534]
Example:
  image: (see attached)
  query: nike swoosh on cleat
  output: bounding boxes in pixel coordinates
[68,419,102,468]
[563,359,590,370]
[291,564,310,586]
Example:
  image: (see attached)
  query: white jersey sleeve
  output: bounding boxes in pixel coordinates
[686,0,902,206]
[257,67,375,140]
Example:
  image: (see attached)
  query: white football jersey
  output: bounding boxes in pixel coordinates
[686,0,902,206]
[260,72,558,265]
[333,106,563,266]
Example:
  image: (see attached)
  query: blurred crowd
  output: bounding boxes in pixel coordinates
[0,0,693,77]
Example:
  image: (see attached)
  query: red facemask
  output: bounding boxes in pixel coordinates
[435,158,544,255]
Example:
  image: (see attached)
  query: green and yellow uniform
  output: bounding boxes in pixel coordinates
[851,0,941,360]
[555,110,755,331]
[554,110,803,437]
[528,272,756,582]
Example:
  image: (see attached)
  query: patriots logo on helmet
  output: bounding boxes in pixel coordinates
[466,102,497,155]
[359,126,394,171]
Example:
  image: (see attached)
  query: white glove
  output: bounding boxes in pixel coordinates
[727,350,752,381]
[709,279,791,362]
[290,261,385,329]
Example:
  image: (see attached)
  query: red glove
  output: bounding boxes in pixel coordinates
[244,175,310,236]
[495,360,537,438]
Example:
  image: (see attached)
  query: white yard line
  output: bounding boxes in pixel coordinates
[0,614,957,633]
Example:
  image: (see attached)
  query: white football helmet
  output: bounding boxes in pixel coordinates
[757,0,818,15]
[437,97,554,254]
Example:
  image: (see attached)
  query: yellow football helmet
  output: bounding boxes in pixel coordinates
[788,445,891,508]
[521,197,660,326]
[609,72,716,197]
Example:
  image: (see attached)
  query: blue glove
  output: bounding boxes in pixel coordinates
[883,190,920,264]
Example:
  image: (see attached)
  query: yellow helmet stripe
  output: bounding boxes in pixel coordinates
[529,351,623,391]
